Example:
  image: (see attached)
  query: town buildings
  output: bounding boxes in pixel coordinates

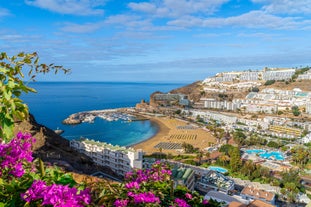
[240,186,276,205]
[203,68,295,83]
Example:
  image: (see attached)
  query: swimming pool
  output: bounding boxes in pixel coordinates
[245,149,284,161]
[208,166,228,174]
[259,151,284,161]
[245,149,265,154]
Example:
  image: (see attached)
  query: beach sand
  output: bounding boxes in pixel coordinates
[133,116,216,155]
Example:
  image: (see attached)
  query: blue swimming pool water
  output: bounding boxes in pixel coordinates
[259,151,284,161]
[245,149,265,154]
[246,149,284,161]
[208,166,228,174]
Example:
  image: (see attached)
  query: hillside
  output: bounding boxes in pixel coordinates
[169,80,248,102]
[169,81,203,102]
[14,114,119,178]
[259,79,311,91]
[168,79,311,104]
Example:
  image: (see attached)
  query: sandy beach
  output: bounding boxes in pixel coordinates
[133,115,216,155]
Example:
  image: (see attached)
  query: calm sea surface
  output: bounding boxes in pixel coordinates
[22,82,185,146]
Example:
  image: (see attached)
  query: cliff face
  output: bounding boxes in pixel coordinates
[14,114,119,177]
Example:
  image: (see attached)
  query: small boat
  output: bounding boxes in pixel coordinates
[54,128,64,135]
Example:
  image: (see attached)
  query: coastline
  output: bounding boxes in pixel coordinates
[130,115,170,149]
[132,114,216,155]
[61,107,216,154]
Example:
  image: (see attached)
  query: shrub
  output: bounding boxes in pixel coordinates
[264,80,275,86]
[0,134,219,206]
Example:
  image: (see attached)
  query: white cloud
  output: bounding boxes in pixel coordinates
[252,0,311,14]
[128,0,229,18]
[25,0,106,16]
[0,8,11,17]
[61,21,105,33]
[168,10,306,29]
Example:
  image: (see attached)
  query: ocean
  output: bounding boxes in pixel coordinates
[22,82,186,146]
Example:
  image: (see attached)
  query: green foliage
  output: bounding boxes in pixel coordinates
[291,106,301,116]
[244,134,267,146]
[277,110,284,115]
[267,141,281,148]
[292,67,310,80]
[218,93,228,100]
[280,170,303,202]
[228,147,242,172]
[232,130,246,146]
[0,52,69,141]
[219,144,234,156]
[0,158,80,206]
[264,80,275,86]
[182,142,197,153]
[291,146,310,167]
[251,87,259,92]
[174,109,181,115]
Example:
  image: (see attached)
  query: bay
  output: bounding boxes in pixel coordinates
[22,82,186,146]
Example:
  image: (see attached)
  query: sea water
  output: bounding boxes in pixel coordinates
[22,82,186,146]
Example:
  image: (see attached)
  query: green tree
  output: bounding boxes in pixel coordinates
[291,146,310,167]
[229,147,242,172]
[267,141,280,148]
[291,106,301,116]
[219,144,234,156]
[251,87,259,92]
[0,52,69,141]
[182,142,196,153]
[233,130,246,146]
[281,169,302,196]
[264,80,275,86]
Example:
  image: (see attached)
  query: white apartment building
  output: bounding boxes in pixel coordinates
[301,133,311,144]
[203,68,295,84]
[187,109,237,124]
[306,103,311,114]
[262,68,295,81]
[203,99,240,111]
[70,139,143,176]
[203,87,226,93]
[297,70,311,80]
[237,118,269,130]
[239,71,260,81]
[242,103,278,114]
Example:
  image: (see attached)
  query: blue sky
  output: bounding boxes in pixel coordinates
[1,0,311,82]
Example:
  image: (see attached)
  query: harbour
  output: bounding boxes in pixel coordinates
[62,108,149,125]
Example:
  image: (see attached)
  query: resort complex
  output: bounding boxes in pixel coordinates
[64,67,311,206]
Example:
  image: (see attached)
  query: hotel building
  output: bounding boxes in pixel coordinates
[70,139,143,177]
[269,125,302,137]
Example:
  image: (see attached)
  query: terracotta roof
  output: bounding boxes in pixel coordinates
[209,151,222,160]
[228,138,236,145]
[241,186,275,202]
[248,200,276,207]
[227,200,276,207]
[227,201,247,207]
